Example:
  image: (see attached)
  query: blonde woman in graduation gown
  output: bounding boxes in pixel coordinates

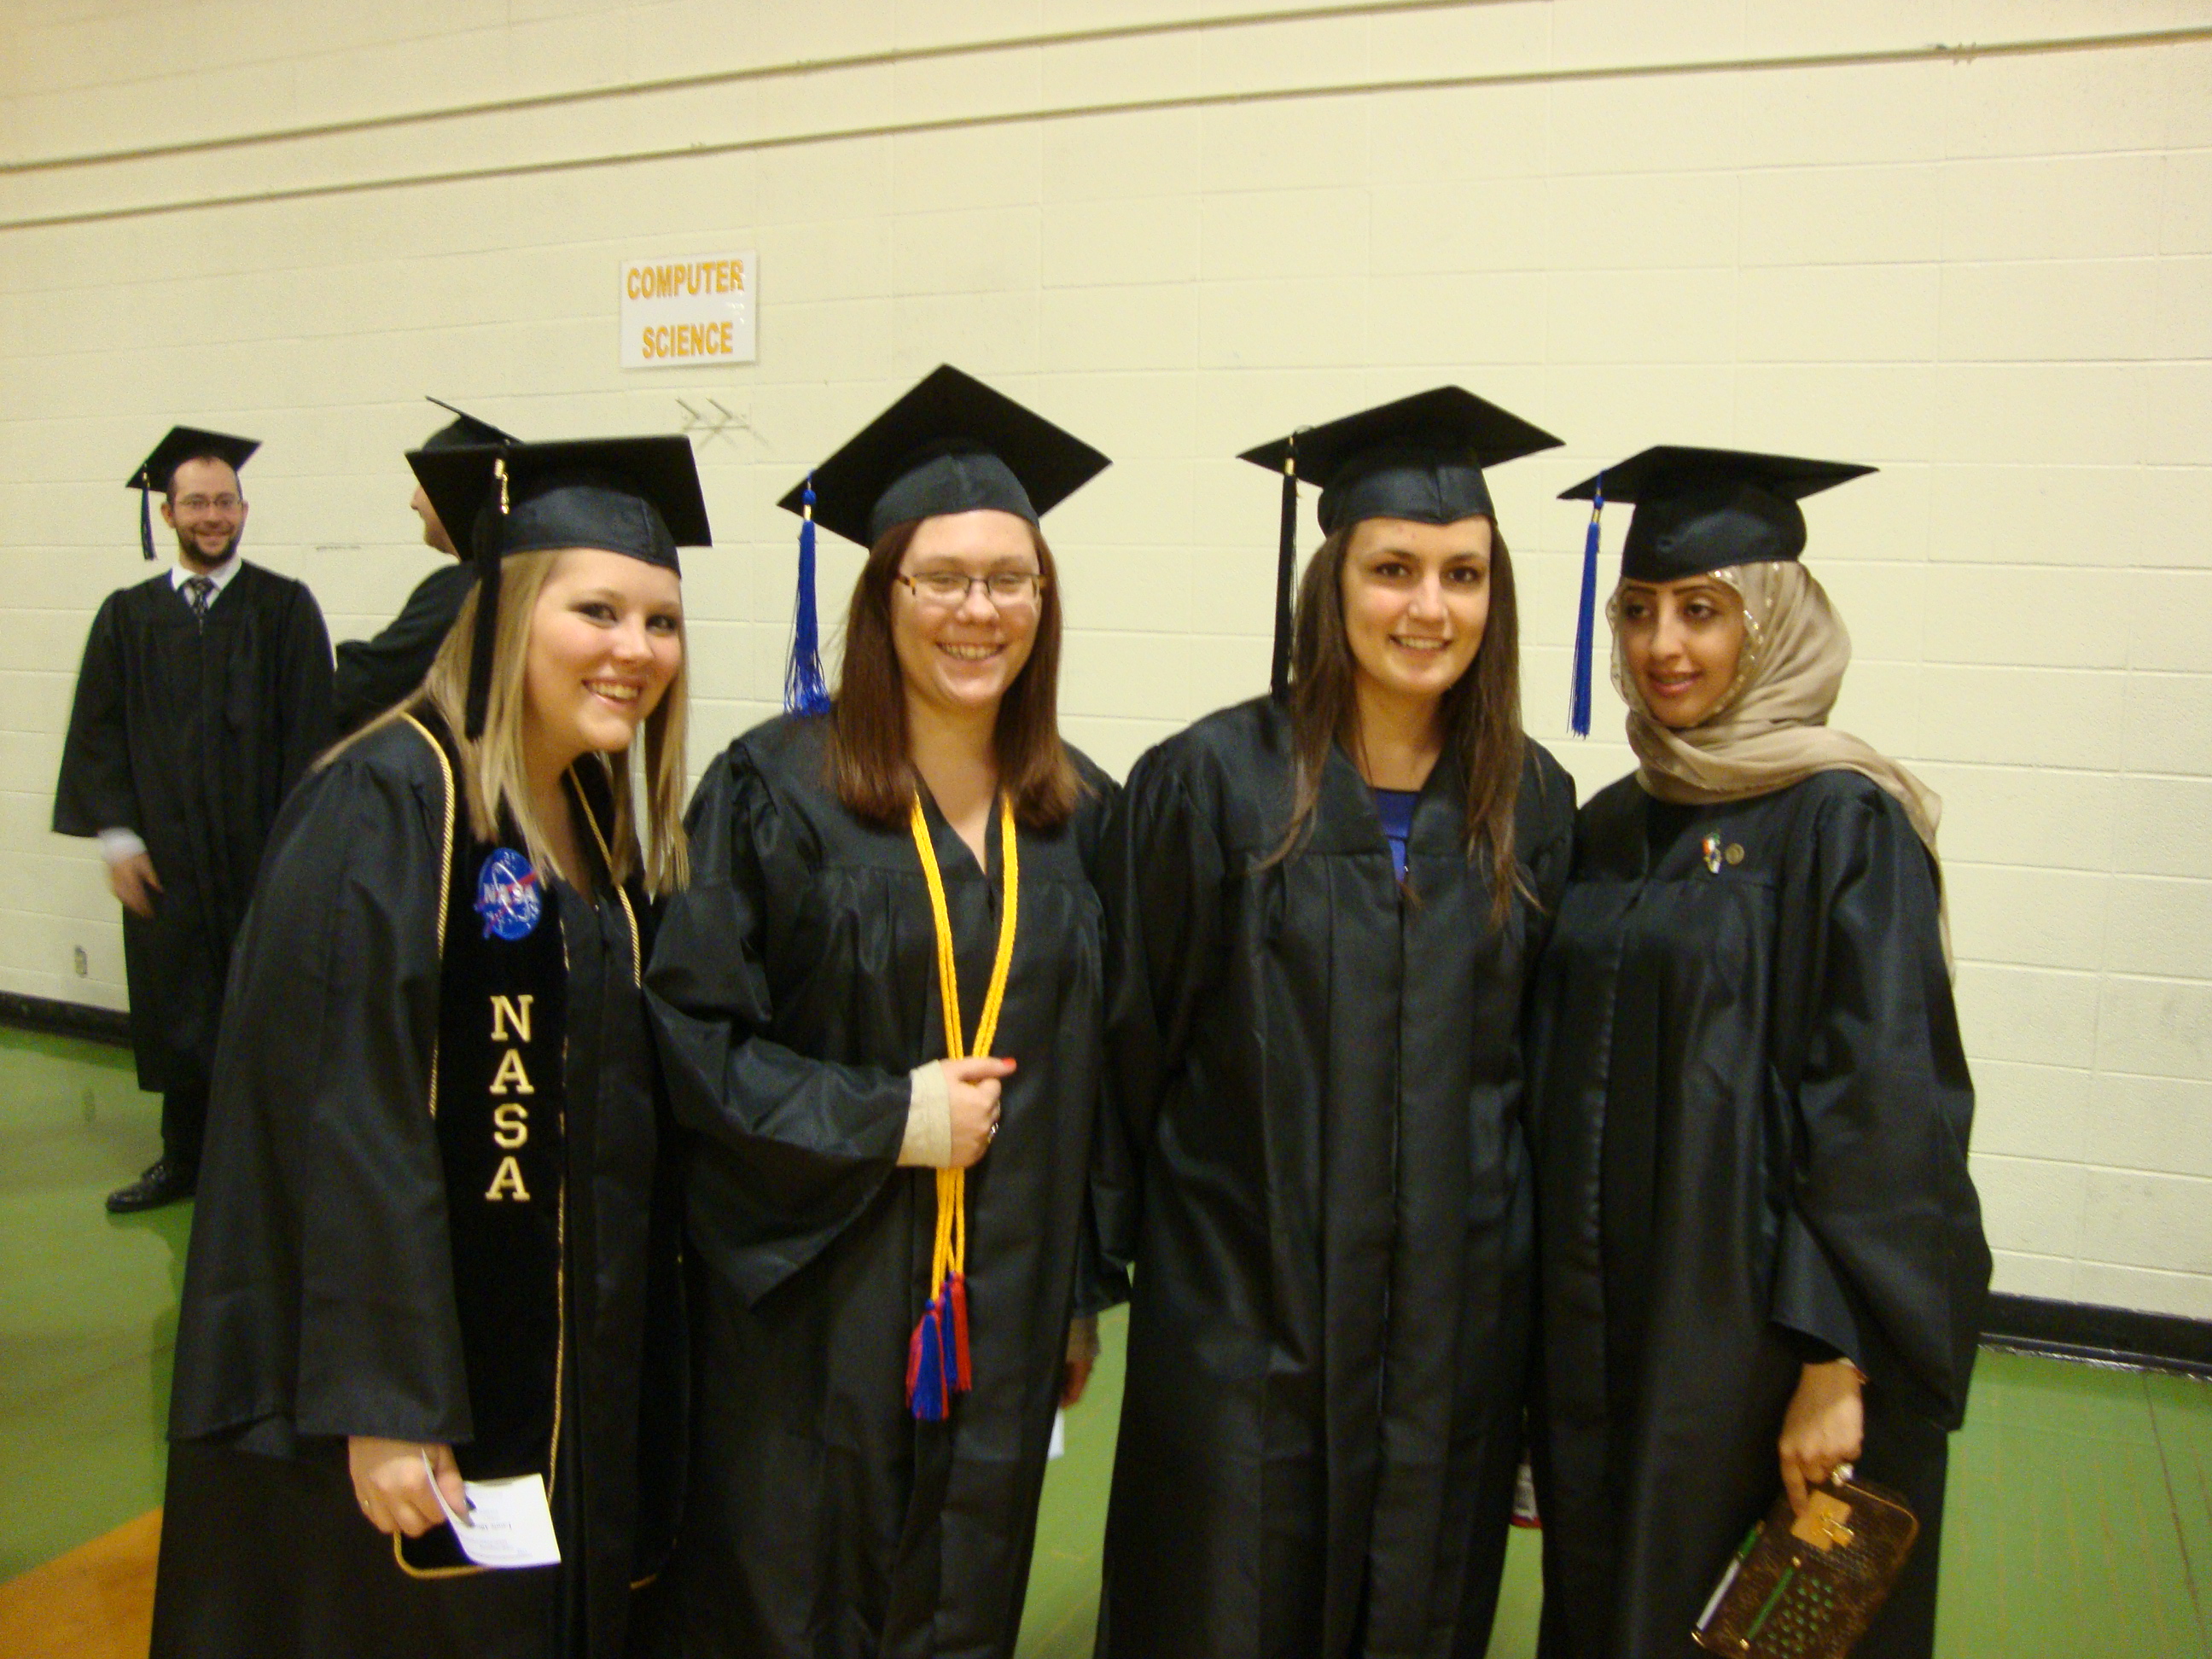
[152,437,702,1659]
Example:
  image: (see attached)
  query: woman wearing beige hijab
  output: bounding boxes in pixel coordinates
[1525,449,1990,1659]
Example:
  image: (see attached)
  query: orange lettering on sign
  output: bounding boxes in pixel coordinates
[639,321,736,359]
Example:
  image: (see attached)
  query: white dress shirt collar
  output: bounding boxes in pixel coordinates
[171,556,243,602]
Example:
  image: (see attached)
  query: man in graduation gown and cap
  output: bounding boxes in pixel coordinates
[53,428,334,1211]
[332,399,517,737]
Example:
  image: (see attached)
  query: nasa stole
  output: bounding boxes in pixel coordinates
[406,714,568,1487]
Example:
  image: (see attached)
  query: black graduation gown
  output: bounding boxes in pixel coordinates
[51,562,334,1095]
[1091,698,1575,1659]
[1526,771,1990,1659]
[150,714,684,1659]
[332,562,477,737]
[643,713,1114,1659]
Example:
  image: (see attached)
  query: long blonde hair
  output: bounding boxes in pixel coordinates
[336,550,690,896]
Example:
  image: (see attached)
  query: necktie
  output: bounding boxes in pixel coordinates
[184,575,213,629]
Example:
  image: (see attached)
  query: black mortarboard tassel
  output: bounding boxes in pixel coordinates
[1270,430,1304,701]
[405,434,712,738]
[127,427,259,562]
[1239,387,1563,697]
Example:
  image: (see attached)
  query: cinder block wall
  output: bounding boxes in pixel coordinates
[3,0,2209,1316]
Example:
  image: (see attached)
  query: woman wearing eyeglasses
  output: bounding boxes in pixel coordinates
[644,368,1117,1659]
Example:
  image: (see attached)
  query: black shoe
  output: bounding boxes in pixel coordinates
[107,1158,197,1214]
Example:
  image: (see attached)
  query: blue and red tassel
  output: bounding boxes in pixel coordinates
[907,1268,973,1421]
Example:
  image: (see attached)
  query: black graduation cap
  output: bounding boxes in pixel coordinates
[1237,387,1563,700]
[126,426,259,562]
[404,434,712,737]
[407,435,708,573]
[1558,445,1875,583]
[777,364,1110,547]
[421,396,517,451]
[771,365,1111,716]
[1556,445,1874,736]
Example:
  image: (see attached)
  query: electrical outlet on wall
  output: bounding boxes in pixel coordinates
[73,946,88,976]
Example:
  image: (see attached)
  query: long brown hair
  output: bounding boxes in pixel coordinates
[828,517,1084,828]
[330,550,691,897]
[1274,521,1526,921]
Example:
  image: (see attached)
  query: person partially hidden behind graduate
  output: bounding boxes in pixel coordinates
[644,365,1116,1659]
[1527,448,1991,1659]
[149,435,703,1659]
[53,427,333,1213]
[1090,389,1576,1659]
[332,399,519,737]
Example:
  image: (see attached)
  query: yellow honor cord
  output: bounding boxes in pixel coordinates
[908,791,1019,1287]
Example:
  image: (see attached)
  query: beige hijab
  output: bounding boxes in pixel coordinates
[1615,560,1949,958]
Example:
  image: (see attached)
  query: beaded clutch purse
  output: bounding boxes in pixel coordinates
[1692,1473,1919,1659]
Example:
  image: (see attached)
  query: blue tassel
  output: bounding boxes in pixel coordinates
[785,474,831,716]
[909,1297,948,1421]
[139,485,155,562]
[1569,478,1604,738]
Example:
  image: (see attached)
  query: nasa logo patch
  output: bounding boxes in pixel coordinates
[474,848,543,940]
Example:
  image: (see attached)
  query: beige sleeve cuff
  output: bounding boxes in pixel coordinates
[899,1062,952,1168]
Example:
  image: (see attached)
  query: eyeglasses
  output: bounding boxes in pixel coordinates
[174,495,242,514]
[894,570,1048,608]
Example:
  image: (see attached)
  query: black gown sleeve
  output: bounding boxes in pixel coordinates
[52,594,136,837]
[1089,744,1228,1303]
[170,733,471,1448]
[643,747,915,1307]
[1770,784,1989,1429]
[331,565,470,737]
[1063,765,1122,1320]
[275,582,335,789]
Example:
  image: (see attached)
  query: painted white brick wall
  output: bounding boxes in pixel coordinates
[3,0,2209,1316]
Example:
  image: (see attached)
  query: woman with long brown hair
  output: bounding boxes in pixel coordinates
[152,437,702,1659]
[1090,388,1577,1659]
[644,366,1117,1659]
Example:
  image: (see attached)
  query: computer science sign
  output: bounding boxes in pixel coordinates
[620,253,757,369]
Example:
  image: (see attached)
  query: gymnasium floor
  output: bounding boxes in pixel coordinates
[0,1023,2205,1656]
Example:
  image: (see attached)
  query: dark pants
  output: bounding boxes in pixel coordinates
[162,1082,209,1167]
